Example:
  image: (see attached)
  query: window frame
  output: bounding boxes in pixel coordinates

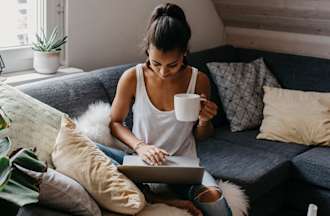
[0,0,65,74]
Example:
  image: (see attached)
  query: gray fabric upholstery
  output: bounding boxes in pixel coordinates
[90,64,136,129]
[18,73,109,118]
[211,126,309,159]
[91,64,135,102]
[287,181,330,216]
[236,48,330,92]
[248,182,287,216]
[292,147,330,190]
[197,126,309,201]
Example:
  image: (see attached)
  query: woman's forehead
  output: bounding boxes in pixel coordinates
[149,45,183,62]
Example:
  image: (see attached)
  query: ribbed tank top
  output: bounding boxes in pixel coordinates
[132,64,199,158]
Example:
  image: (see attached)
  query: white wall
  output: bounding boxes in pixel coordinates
[65,0,225,71]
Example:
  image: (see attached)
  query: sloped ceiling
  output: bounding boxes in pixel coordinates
[212,0,330,59]
[213,0,330,36]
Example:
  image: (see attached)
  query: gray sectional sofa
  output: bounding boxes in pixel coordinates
[3,45,330,216]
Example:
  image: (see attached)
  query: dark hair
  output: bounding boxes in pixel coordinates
[143,3,191,65]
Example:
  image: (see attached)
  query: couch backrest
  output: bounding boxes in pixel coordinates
[19,73,109,117]
[18,64,134,127]
[236,48,330,92]
[19,46,330,131]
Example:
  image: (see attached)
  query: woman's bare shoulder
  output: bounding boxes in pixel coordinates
[121,66,137,82]
[117,66,137,97]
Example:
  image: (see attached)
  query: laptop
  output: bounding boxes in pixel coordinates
[117,155,204,184]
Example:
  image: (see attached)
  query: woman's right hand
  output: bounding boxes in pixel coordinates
[135,143,169,165]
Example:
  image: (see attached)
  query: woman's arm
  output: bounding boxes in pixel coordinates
[193,72,218,140]
[110,67,142,150]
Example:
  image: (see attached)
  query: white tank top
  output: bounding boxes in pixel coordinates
[132,64,199,158]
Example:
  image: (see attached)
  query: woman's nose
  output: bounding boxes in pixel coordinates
[159,67,169,76]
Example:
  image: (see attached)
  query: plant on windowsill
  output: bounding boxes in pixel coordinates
[32,27,67,74]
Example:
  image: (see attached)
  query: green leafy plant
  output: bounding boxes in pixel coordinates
[0,137,47,206]
[32,27,68,52]
[0,109,10,131]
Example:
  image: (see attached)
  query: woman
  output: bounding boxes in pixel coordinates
[100,3,232,216]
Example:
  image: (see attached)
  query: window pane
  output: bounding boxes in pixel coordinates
[0,0,37,48]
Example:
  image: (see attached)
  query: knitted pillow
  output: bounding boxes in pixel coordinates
[0,83,66,167]
[207,58,280,132]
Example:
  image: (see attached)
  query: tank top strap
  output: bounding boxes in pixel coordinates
[135,64,144,97]
[186,67,198,94]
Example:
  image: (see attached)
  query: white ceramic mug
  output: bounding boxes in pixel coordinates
[174,93,206,122]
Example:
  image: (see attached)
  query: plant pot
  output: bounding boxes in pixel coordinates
[33,51,61,74]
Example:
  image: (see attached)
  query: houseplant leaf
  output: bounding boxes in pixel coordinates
[0,148,46,206]
[0,178,39,207]
[0,137,11,158]
[0,108,11,131]
[0,157,11,191]
[10,148,46,173]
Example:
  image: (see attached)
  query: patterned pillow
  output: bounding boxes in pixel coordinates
[207,58,280,132]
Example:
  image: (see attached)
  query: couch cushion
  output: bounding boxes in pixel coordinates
[292,147,330,190]
[236,48,330,92]
[187,45,237,127]
[18,73,109,118]
[212,126,309,159]
[197,126,309,201]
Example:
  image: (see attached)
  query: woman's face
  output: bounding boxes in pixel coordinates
[148,44,185,80]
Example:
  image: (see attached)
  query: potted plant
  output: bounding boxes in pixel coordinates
[32,27,67,74]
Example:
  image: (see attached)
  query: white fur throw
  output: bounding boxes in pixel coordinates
[74,101,132,152]
[219,180,249,216]
[74,101,114,146]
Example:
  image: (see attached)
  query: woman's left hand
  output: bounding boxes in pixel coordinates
[199,94,218,123]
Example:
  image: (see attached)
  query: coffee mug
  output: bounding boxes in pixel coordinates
[174,93,206,122]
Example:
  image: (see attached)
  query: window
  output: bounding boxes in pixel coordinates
[0,0,64,73]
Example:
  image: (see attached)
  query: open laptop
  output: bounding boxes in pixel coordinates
[118,155,204,184]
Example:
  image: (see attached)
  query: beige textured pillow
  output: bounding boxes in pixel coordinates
[0,83,66,167]
[52,117,146,215]
[257,86,330,146]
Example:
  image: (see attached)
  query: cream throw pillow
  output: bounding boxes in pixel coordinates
[0,83,66,167]
[257,86,330,146]
[52,117,146,215]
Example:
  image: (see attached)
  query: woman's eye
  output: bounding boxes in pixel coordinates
[168,64,177,68]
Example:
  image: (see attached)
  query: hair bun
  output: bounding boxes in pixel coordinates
[155,3,187,23]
